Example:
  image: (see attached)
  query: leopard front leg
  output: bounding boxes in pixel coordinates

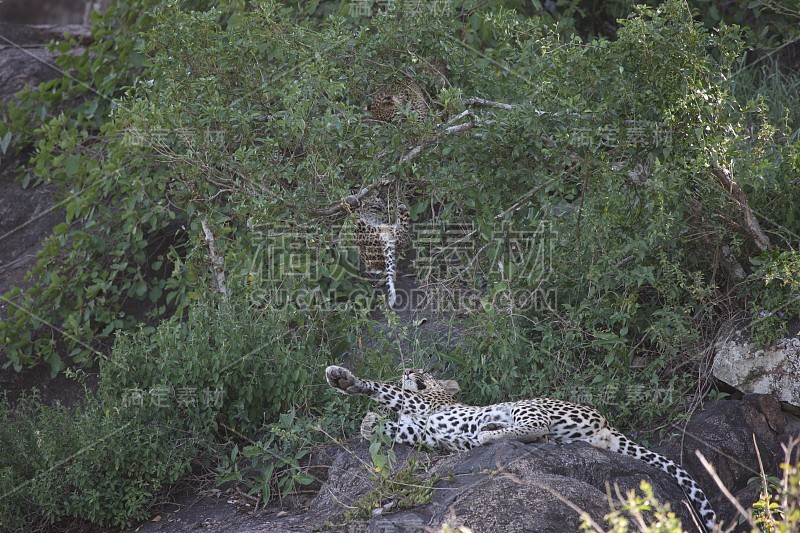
[359,412,429,448]
[360,411,379,440]
[325,365,422,413]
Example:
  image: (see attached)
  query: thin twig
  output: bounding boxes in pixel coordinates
[540,482,604,532]
[753,434,779,531]
[696,451,757,531]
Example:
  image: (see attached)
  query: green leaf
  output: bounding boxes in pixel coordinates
[64,156,79,177]
[0,131,11,154]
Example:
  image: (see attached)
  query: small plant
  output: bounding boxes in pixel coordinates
[345,454,437,522]
[215,410,316,504]
[748,472,783,531]
[367,414,397,482]
[342,415,436,521]
[580,481,686,533]
[743,437,800,533]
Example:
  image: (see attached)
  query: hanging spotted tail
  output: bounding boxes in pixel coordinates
[379,231,398,308]
[604,429,716,532]
[381,203,409,309]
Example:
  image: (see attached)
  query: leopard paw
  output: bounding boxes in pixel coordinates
[360,411,379,440]
[326,365,365,395]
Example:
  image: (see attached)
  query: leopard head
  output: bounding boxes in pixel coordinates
[401,368,461,396]
[366,93,402,122]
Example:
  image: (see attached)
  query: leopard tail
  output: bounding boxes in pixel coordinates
[605,429,716,532]
[379,232,397,308]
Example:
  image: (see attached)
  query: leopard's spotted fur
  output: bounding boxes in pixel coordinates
[325,365,717,532]
[367,81,430,122]
[350,194,410,308]
[366,61,448,122]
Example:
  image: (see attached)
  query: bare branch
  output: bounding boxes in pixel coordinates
[688,198,746,282]
[465,98,517,111]
[464,97,557,117]
[312,97,518,218]
[201,217,229,301]
[443,122,475,135]
[309,178,398,217]
[444,109,473,126]
[696,451,756,530]
[711,164,772,252]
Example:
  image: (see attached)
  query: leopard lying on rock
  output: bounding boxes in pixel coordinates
[325,365,717,532]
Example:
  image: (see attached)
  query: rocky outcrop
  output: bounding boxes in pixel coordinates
[713,321,800,408]
[659,394,800,529]
[0,23,83,310]
[360,441,694,533]
[278,395,800,532]
[0,22,91,103]
[130,395,800,533]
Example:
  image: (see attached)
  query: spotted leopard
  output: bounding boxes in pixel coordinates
[367,81,430,122]
[349,193,410,308]
[366,61,448,122]
[325,365,717,532]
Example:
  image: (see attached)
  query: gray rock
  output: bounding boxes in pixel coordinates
[713,327,800,407]
[657,394,800,530]
[424,441,693,533]
[0,22,91,103]
[312,440,698,532]
[309,442,434,515]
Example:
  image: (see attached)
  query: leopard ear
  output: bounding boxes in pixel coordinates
[439,379,460,395]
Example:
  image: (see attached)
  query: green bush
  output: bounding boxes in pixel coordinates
[0,0,252,372]
[103,292,340,435]
[2,0,798,393]
[0,290,355,528]
[0,390,201,529]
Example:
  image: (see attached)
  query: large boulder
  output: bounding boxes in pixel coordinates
[0,22,90,103]
[713,321,800,408]
[365,440,694,533]
[658,394,800,531]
